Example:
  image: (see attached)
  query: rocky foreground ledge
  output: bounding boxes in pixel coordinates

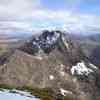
[0,30,100,100]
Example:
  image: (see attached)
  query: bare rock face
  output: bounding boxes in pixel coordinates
[0,30,100,100]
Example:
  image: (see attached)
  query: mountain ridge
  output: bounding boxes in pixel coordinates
[0,30,100,100]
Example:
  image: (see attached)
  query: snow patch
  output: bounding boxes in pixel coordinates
[89,63,98,69]
[11,89,34,97]
[61,36,69,49]
[60,88,72,96]
[72,78,77,83]
[49,75,54,80]
[60,71,65,76]
[60,64,65,67]
[46,31,60,44]
[59,64,65,76]
[34,56,43,60]
[71,62,93,76]
[0,89,39,100]
[60,64,65,70]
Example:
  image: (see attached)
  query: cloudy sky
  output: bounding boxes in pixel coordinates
[0,0,100,34]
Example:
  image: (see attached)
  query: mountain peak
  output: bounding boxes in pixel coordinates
[1,30,100,99]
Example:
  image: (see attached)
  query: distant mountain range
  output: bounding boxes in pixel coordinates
[0,33,32,42]
[78,33,100,67]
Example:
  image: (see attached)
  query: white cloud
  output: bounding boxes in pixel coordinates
[0,0,100,34]
[0,0,40,21]
[0,0,40,34]
[32,10,100,34]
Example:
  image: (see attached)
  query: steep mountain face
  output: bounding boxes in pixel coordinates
[89,46,100,66]
[87,34,100,67]
[0,30,100,100]
[21,30,84,65]
[80,34,100,67]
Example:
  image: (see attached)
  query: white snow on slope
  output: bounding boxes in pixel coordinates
[60,88,72,96]
[0,89,40,100]
[34,56,43,60]
[47,31,60,44]
[89,63,98,69]
[49,75,54,80]
[59,64,66,76]
[61,36,69,50]
[71,61,93,76]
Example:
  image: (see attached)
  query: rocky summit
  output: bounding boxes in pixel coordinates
[0,30,100,100]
